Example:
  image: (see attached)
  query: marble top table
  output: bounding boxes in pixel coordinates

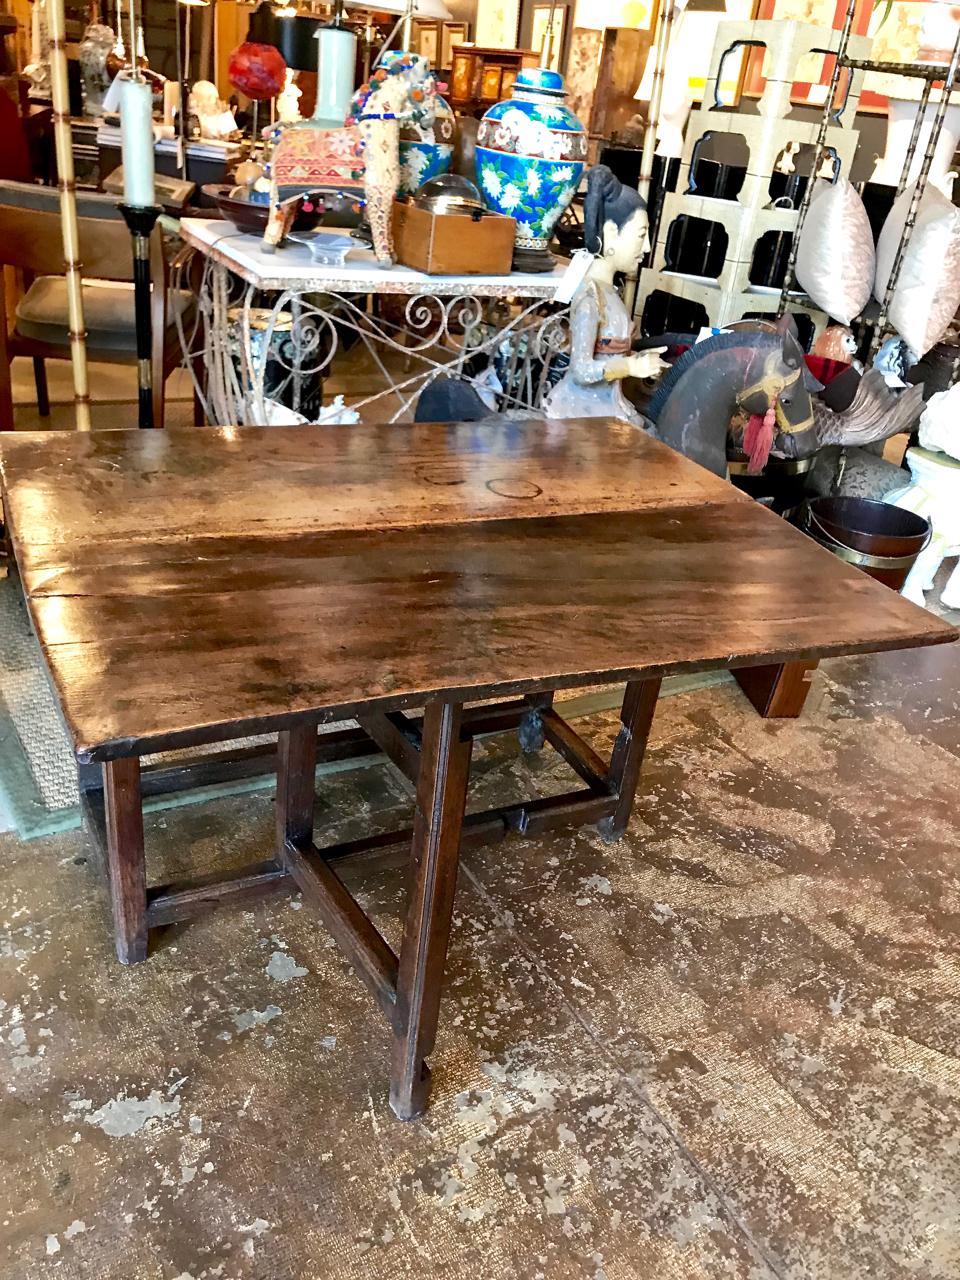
[178,216,569,298]
[176,218,572,425]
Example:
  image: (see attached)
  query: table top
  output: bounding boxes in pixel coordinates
[1,420,953,762]
[179,217,569,298]
[0,419,742,558]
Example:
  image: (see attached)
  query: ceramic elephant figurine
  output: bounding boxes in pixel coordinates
[261,121,365,253]
[348,54,449,266]
[355,74,405,266]
[263,54,443,264]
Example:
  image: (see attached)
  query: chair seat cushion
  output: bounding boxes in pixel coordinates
[15,277,193,352]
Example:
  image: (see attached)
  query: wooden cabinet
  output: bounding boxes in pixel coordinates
[449,45,539,117]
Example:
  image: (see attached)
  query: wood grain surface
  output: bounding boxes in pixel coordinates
[0,419,743,567]
[12,501,954,761]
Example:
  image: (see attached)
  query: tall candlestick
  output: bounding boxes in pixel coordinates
[119,72,155,207]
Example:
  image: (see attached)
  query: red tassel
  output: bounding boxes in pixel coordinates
[743,404,776,474]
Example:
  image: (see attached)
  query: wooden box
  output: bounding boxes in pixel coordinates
[392,202,516,276]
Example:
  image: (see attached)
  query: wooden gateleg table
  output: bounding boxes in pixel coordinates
[0,420,954,1118]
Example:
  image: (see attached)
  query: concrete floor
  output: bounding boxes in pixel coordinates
[1,637,959,1279]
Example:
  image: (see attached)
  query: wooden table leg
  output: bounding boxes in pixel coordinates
[390,700,472,1120]
[733,660,819,718]
[597,677,662,844]
[276,721,318,853]
[103,757,148,965]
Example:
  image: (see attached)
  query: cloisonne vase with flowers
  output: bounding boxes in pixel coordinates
[475,67,587,270]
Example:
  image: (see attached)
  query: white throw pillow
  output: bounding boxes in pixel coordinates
[795,177,875,325]
[875,182,960,358]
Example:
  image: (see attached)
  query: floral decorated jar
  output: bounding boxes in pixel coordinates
[398,94,455,198]
[475,67,587,263]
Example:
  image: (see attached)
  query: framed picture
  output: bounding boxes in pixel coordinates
[475,0,520,50]
[440,22,468,69]
[741,0,877,108]
[859,0,943,113]
[531,3,566,71]
[632,0,754,112]
[566,27,604,124]
[414,20,440,66]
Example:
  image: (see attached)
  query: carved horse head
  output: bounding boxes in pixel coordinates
[735,319,815,436]
[647,317,820,477]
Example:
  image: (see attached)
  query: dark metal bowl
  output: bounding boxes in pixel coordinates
[808,496,930,558]
[203,184,324,235]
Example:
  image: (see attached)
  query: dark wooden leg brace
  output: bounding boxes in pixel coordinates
[103,757,148,964]
[390,700,472,1120]
[597,677,661,843]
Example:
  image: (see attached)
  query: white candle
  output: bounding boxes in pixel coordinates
[119,74,156,208]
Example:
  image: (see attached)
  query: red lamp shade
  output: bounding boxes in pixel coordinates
[228,42,288,101]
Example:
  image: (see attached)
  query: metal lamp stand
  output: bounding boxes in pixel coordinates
[119,203,163,429]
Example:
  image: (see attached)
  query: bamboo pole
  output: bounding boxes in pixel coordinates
[624,0,676,314]
[869,25,960,360]
[47,0,91,431]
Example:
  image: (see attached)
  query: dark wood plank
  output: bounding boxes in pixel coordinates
[141,786,622,929]
[136,709,528,800]
[598,678,662,842]
[390,701,472,1120]
[462,700,529,736]
[146,861,290,926]
[140,742,282,797]
[103,757,148,964]
[139,722,428,800]
[0,419,740,566]
[505,789,617,834]
[734,660,819,718]
[14,502,951,761]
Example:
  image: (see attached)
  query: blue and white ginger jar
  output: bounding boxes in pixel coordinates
[475,67,586,253]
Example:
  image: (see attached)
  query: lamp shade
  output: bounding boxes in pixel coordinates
[342,0,453,19]
[247,2,322,69]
